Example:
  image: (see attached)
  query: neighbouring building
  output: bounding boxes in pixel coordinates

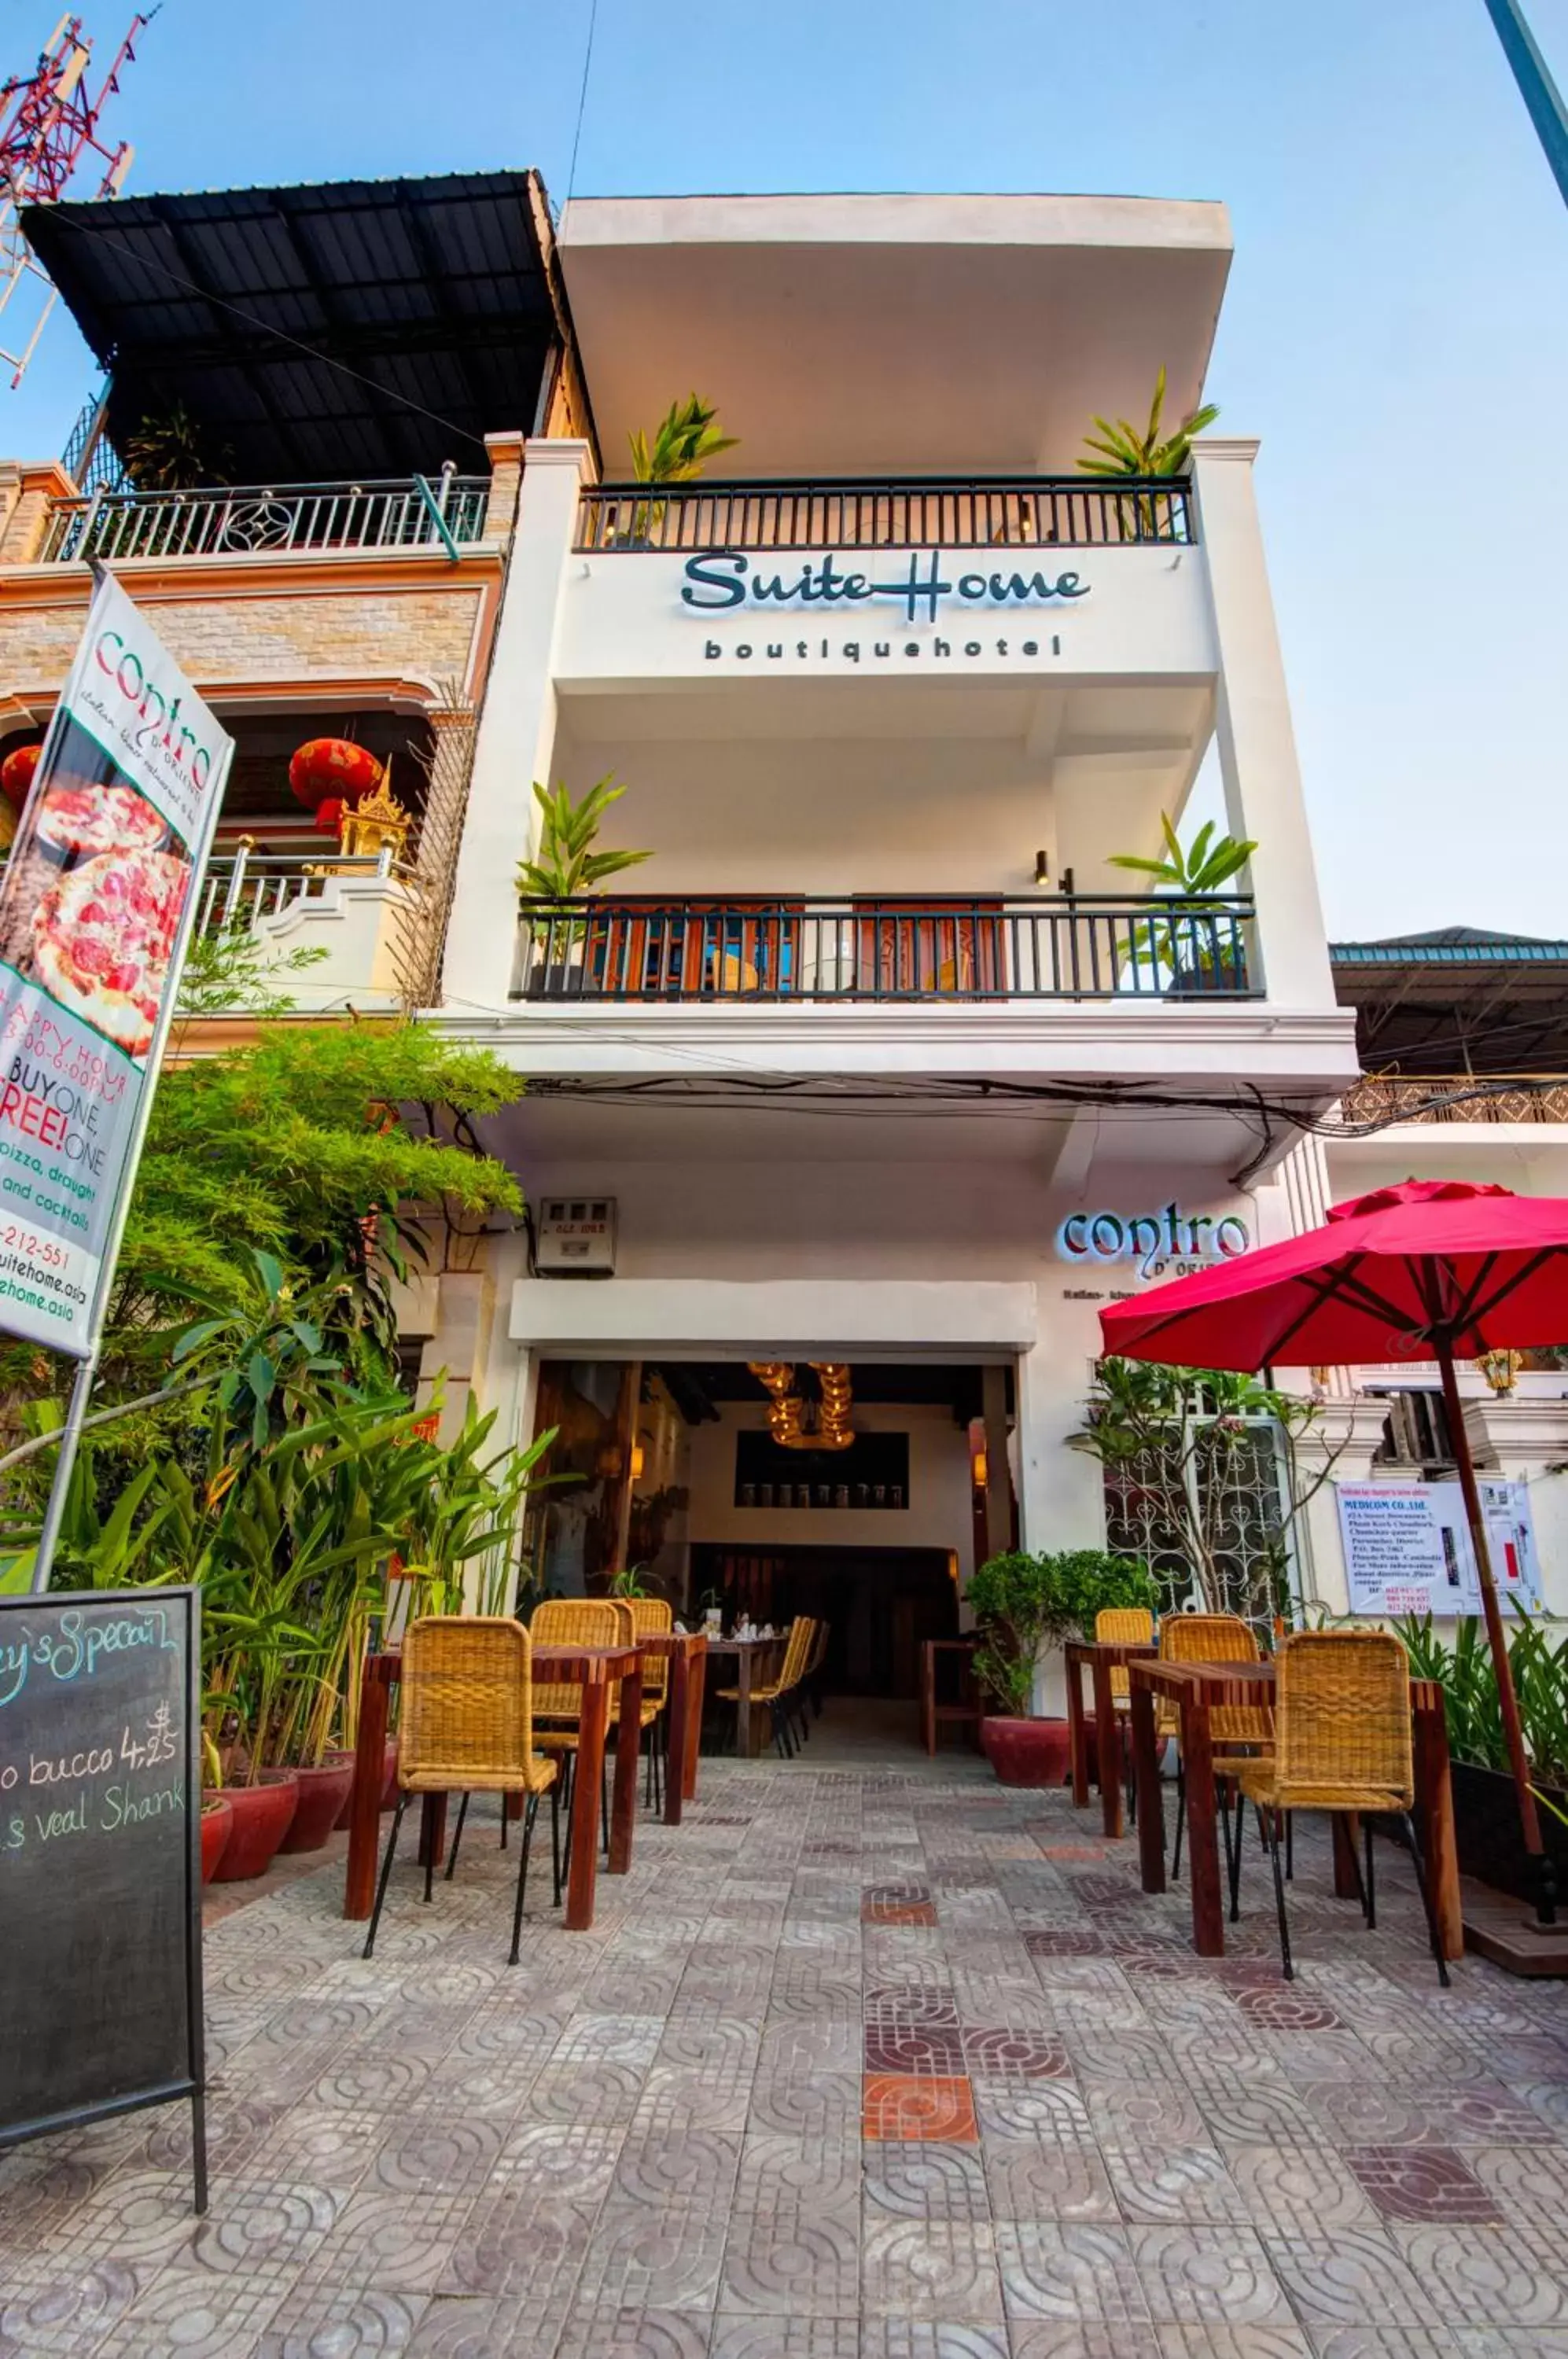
[5,182,1562,1691]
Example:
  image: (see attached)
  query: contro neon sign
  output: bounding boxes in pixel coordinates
[1058,1204,1250,1282]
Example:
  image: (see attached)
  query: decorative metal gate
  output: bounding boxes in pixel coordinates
[1101,1413,1298,1626]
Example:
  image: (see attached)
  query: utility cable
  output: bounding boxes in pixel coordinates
[566,0,601,204]
[40,208,490,451]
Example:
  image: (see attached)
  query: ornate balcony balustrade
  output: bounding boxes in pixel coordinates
[38,473,491,565]
[1335,1073,1568,1128]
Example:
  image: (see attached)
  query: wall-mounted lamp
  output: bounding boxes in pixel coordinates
[1033,849,1050,885]
[1059,866,1076,899]
[972,1448,989,1491]
[630,1443,646,1480]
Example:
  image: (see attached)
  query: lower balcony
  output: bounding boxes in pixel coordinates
[510,894,1257,1005]
[187,844,416,1015]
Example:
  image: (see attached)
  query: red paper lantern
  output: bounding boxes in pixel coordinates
[289,737,382,809]
[1,743,41,814]
[314,797,346,838]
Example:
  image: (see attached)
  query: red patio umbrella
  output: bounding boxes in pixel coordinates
[1099,1177,1568,1918]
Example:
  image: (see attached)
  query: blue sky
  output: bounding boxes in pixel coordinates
[5,0,1566,942]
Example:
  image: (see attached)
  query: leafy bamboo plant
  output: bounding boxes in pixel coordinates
[1109,813,1257,986]
[1077,365,1216,543]
[624,394,738,541]
[517,775,650,966]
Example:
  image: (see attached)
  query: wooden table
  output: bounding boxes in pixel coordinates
[631,1629,708,1822]
[1126,1657,1462,1961]
[1064,1637,1158,1837]
[342,1632,704,1931]
[920,1638,981,1756]
[703,1634,783,1759]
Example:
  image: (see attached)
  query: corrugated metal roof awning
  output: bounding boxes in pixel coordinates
[22,168,580,482]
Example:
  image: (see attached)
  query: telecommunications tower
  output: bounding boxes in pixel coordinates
[0,12,151,387]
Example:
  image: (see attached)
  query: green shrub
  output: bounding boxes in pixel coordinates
[965,1548,1156,1717]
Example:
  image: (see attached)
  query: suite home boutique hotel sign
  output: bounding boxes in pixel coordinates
[682,549,1090,666]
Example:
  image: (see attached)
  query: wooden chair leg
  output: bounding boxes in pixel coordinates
[363,1796,407,1960]
[1171,1758,1187,1881]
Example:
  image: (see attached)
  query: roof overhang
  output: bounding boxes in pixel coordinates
[559,190,1231,478]
[22,170,575,482]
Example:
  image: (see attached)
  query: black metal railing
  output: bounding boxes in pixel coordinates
[575,476,1194,554]
[512,894,1255,1003]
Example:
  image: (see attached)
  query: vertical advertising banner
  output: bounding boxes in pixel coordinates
[0,575,231,1357]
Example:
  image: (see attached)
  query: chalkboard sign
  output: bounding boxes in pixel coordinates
[0,1588,206,2209]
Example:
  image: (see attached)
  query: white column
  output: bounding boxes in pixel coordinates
[1191,440,1335,1011]
[442,437,593,1014]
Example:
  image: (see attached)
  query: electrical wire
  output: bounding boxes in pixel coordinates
[567,0,601,205]
[41,208,490,451]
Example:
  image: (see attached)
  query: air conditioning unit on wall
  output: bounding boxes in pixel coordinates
[535,1196,617,1276]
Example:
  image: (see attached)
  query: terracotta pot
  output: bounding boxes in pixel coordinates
[211,1769,299,1882]
[981,1715,1072,1788]
[278,1753,356,1853]
[199,1795,234,1884]
[332,1739,400,1831]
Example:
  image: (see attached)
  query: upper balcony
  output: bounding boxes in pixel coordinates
[35,472,494,569]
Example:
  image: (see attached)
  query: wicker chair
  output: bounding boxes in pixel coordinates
[716,1617,815,1757]
[363,1616,558,1964]
[1232,1630,1450,1985]
[1094,1603,1156,1825]
[530,1598,631,1858]
[803,1616,830,1723]
[1158,1613,1275,1885]
[615,1595,674,1812]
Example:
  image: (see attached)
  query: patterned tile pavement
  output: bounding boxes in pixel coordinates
[4,1743,1568,2356]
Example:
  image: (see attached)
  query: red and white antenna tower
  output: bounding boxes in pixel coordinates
[0,12,152,388]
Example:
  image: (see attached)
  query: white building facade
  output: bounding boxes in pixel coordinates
[398,190,1568,1656]
[405,189,1434,1659]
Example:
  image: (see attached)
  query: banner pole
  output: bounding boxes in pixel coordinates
[23,562,233,1596]
[28,1349,100,1595]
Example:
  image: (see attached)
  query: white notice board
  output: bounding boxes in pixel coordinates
[1336,1480,1543,1619]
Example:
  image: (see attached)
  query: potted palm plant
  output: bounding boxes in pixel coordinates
[1077,365,1218,540]
[517,774,650,997]
[1109,813,1256,995]
[966,1548,1157,1785]
[621,394,738,543]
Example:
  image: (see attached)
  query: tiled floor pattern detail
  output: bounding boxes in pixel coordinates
[3,1755,1568,2355]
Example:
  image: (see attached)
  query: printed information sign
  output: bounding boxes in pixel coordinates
[0,575,231,1355]
[1336,1479,1543,1618]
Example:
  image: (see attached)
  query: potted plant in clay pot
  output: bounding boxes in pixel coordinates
[1108,815,1257,999]
[966,1548,1157,1786]
[517,774,650,999]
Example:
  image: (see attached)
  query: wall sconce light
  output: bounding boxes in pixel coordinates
[1034,849,1050,884]
[630,1443,646,1480]
[1477,1349,1522,1397]
[972,1448,988,1491]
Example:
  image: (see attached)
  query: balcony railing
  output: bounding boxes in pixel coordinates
[575,475,1194,554]
[193,845,407,940]
[1337,1073,1568,1128]
[512,895,1255,1004]
[39,473,491,565]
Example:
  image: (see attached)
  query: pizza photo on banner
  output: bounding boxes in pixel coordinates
[0,574,231,1358]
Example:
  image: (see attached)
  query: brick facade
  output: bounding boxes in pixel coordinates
[1,575,492,701]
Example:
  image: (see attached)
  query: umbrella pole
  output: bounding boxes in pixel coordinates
[1435,1339,1555,1922]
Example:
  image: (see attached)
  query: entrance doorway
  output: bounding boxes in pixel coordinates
[521,1356,1017,1734]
